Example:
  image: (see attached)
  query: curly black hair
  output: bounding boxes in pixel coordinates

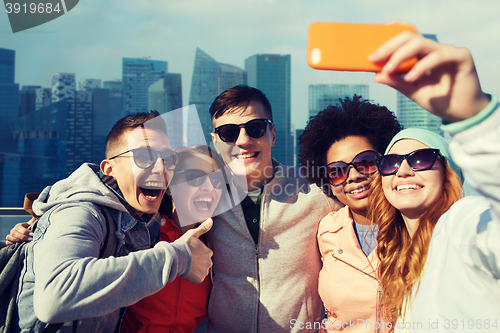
[299,95,402,198]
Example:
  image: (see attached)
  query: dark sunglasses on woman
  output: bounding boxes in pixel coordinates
[214,118,272,143]
[175,169,225,189]
[327,150,380,186]
[376,148,441,176]
[109,147,179,170]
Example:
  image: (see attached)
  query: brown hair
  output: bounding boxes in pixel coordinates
[105,111,166,158]
[209,85,273,124]
[370,161,462,327]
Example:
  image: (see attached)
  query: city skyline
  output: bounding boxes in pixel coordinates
[1,0,498,132]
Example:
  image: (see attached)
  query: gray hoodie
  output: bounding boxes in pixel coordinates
[16,163,191,333]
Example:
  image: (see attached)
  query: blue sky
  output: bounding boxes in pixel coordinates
[1,0,499,130]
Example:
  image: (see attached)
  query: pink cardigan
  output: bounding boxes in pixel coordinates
[317,207,390,332]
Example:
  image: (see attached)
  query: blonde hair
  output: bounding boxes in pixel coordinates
[370,161,463,326]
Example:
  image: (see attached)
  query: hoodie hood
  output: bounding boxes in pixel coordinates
[33,163,128,216]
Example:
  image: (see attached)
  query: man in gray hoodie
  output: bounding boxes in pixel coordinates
[207,85,342,333]
[15,111,213,332]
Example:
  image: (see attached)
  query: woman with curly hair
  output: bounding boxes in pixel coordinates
[299,95,401,332]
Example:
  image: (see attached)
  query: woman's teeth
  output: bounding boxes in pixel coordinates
[396,184,422,191]
[348,187,365,195]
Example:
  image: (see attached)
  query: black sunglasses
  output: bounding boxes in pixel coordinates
[327,150,380,186]
[376,148,440,176]
[214,118,272,143]
[109,147,179,170]
[175,169,225,189]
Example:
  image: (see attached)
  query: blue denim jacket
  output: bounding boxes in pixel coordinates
[15,164,190,333]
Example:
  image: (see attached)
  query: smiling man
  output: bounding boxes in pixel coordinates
[207,85,342,333]
[15,111,213,333]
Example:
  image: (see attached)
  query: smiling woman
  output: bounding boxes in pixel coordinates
[370,128,463,326]
[299,95,401,332]
[169,145,227,229]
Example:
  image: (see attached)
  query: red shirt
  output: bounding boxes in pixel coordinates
[120,215,211,333]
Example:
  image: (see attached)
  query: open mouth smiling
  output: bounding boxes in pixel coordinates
[139,181,166,200]
[346,183,370,195]
[236,151,259,160]
[193,196,214,211]
[396,184,422,191]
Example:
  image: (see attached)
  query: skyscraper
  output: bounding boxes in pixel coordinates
[103,80,122,92]
[0,48,19,125]
[79,78,101,91]
[1,99,68,207]
[19,85,41,117]
[91,87,122,163]
[52,72,78,175]
[308,84,369,118]
[74,90,93,166]
[148,73,183,147]
[122,58,167,116]
[396,34,443,136]
[188,48,247,146]
[245,54,291,165]
[35,87,52,111]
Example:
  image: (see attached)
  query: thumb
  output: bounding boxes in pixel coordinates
[191,218,213,238]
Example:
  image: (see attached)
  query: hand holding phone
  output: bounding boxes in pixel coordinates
[307,22,418,72]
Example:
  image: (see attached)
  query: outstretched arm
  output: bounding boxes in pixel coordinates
[369,27,490,123]
[371,22,500,276]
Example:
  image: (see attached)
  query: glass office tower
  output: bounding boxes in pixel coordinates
[245,54,291,165]
[122,58,167,116]
[188,48,246,146]
[308,84,369,118]
[396,34,443,136]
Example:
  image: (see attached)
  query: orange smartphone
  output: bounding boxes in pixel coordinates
[307,22,418,72]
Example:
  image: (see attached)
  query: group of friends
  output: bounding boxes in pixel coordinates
[5,24,500,333]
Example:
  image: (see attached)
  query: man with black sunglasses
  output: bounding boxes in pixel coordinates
[12,111,213,333]
[206,85,342,333]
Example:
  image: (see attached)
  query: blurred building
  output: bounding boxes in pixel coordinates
[188,48,247,146]
[295,128,304,167]
[103,80,122,92]
[19,85,40,117]
[122,58,167,116]
[245,54,291,165]
[1,100,68,207]
[35,87,52,111]
[91,87,123,162]
[79,78,101,91]
[148,73,183,147]
[308,84,369,118]
[0,48,19,125]
[396,34,443,136]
